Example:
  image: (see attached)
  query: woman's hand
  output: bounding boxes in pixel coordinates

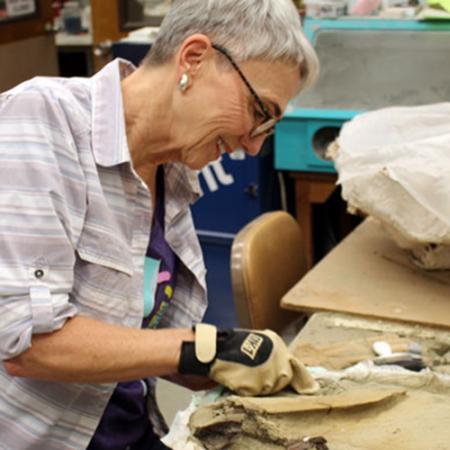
[178,324,319,396]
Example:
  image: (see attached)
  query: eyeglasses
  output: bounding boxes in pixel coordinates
[212,43,279,139]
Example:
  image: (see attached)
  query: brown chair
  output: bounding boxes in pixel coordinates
[230,211,308,334]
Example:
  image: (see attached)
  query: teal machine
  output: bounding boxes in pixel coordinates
[275,18,450,173]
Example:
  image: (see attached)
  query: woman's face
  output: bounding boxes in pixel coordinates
[173,53,301,170]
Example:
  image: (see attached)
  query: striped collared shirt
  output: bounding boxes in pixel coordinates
[0,59,207,449]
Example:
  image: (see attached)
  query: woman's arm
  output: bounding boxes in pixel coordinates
[4,316,194,383]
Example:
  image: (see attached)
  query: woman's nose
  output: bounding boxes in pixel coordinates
[239,134,266,156]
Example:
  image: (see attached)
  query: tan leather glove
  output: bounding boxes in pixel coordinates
[178,324,319,396]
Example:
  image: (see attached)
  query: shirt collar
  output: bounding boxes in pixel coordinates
[91,59,202,202]
[91,58,135,167]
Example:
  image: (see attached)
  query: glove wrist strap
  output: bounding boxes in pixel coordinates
[194,323,217,363]
[178,324,218,376]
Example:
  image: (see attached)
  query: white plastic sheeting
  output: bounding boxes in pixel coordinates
[333,103,450,269]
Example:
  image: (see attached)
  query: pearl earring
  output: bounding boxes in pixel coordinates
[178,73,190,92]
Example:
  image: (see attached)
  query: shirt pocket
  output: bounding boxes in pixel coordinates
[73,225,135,322]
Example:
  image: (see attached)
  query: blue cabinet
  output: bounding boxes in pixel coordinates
[191,146,278,234]
[192,145,280,327]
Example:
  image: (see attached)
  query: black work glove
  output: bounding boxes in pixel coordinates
[178,324,319,396]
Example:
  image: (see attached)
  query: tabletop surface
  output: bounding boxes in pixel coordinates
[282,219,450,329]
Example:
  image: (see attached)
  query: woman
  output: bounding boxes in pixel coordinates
[0,0,319,449]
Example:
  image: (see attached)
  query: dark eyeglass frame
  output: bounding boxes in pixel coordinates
[212,43,279,138]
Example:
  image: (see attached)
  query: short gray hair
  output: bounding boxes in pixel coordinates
[144,0,319,91]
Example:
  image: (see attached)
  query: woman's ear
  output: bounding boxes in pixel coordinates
[177,34,213,80]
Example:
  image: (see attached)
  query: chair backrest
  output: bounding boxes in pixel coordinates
[230,211,308,333]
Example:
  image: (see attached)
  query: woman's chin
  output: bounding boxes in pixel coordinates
[183,149,221,170]
[184,158,210,171]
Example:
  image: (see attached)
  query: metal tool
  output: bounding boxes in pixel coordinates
[372,340,425,371]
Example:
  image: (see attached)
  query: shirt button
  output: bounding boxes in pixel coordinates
[34,269,44,279]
